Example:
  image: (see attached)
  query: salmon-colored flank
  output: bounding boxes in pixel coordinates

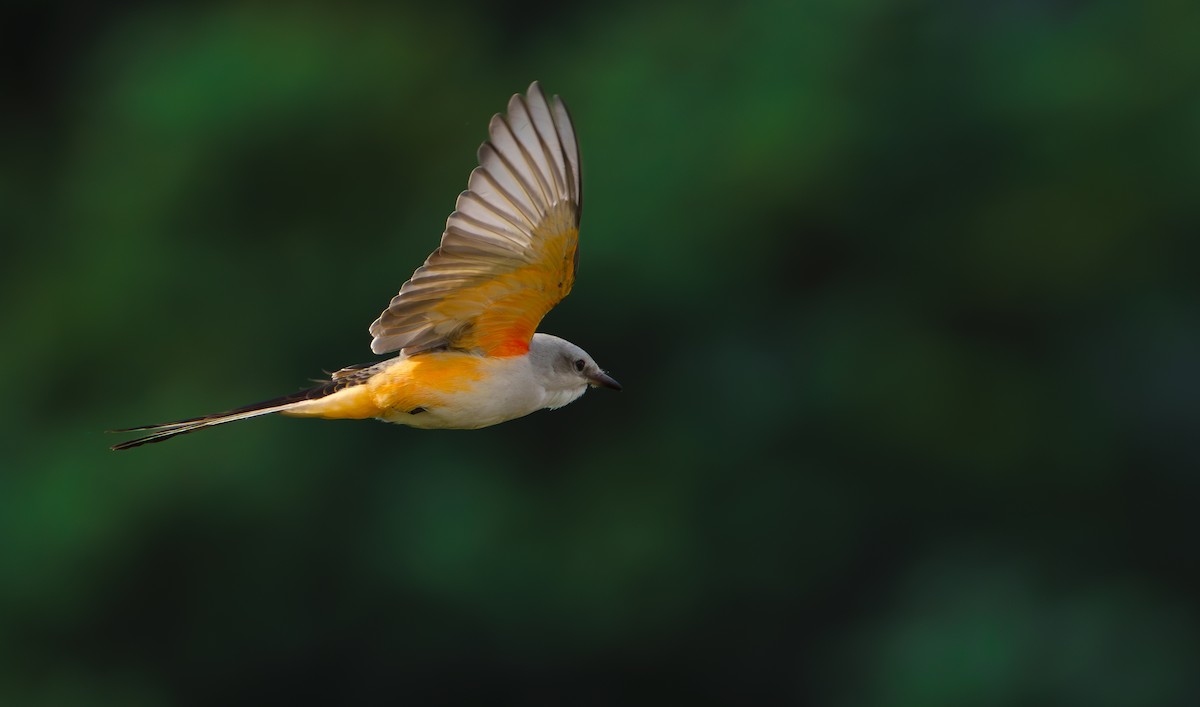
[281,354,488,420]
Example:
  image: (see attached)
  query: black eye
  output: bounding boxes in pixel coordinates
[574,359,585,372]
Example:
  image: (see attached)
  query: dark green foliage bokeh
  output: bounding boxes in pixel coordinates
[3,0,1198,704]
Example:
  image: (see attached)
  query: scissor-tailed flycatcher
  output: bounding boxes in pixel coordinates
[112,82,618,450]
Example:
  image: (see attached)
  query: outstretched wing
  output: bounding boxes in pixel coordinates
[369,82,582,357]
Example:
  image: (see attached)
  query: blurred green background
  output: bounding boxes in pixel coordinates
[3,0,1199,704]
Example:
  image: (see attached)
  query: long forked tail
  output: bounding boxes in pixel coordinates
[110,397,302,451]
[109,366,376,450]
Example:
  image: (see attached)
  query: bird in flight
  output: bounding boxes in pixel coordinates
[111,82,619,451]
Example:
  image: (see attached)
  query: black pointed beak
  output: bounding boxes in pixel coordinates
[588,371,622,391]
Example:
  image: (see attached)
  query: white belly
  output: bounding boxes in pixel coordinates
[378,355,546,430]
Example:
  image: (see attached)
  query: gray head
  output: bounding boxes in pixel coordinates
[529,333,621,407]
